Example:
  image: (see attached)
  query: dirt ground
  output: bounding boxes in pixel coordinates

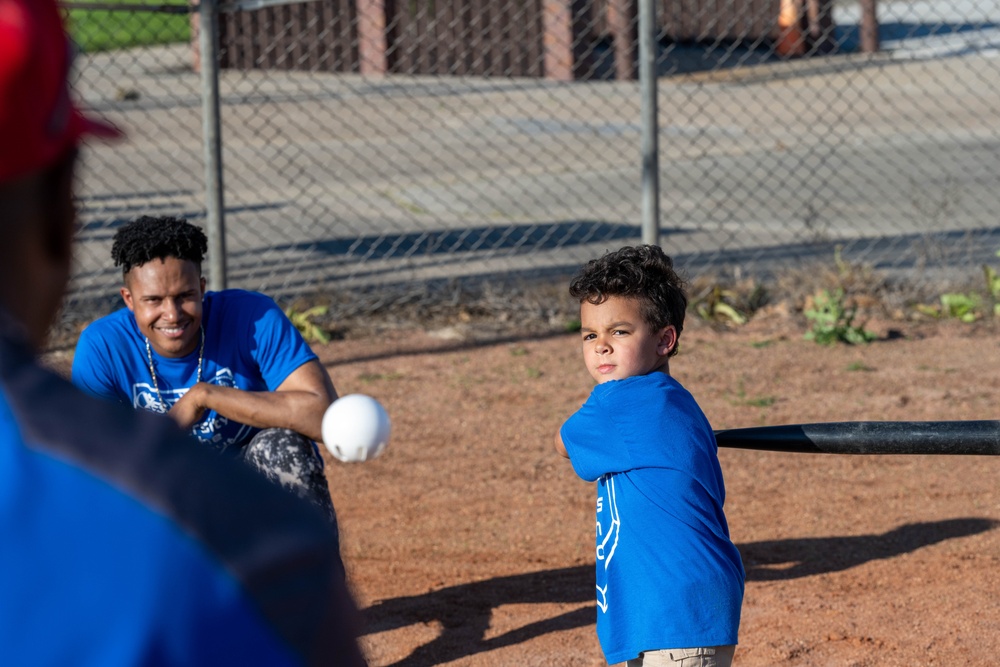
[313,311,1000,667]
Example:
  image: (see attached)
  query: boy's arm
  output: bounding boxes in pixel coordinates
[553,429,570,459]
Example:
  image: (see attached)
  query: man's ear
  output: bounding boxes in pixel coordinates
[200,276,206,296]
[657,325,678,357]
[120,284,134,311]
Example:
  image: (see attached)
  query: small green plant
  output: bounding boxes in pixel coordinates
[728,380,777,408]
[985,255,1000,316]
[285,305,331,344]
[916,292,981,322]
[846,361,875,372]
[803,288,876,346]
[693,285,747,326]
[941,293,980,322]
[914,250,1000,321]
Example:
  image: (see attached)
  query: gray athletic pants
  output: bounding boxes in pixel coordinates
[241,428,340,551]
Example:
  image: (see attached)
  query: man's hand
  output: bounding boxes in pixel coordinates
[168,383,209,430]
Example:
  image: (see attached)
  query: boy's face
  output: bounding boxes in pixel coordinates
[579,295,677,384]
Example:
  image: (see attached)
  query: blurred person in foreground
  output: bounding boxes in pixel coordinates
[0,1,366,664]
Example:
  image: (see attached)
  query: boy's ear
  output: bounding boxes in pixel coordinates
[657,325,678,356]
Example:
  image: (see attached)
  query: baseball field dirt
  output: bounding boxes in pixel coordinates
[315,312,1000,667]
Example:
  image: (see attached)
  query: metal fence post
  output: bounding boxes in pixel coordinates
[199,0,227,290]
[639,0,659,246]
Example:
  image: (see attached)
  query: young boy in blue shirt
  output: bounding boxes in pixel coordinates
[555,245,745,667]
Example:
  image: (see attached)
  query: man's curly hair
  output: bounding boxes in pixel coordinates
[111,215,208,276]
[569,245,688,355]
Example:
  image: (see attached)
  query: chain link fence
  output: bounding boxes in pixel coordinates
[63,0,1000,326]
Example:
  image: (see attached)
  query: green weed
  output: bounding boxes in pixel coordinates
[985,255,1000,317]
[918,251,1000,321]
[743,395,776,407]
[941,293,981,322]
[285,305,331,344]
[916,293,981,322]
[695,286,747,325]
[803,288,876,346]
[846,361,875,372]
[692,284,760,326]
[729,381,777,408]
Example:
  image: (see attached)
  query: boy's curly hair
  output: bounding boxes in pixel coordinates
[111,215,208,276]
[569,245,688,353]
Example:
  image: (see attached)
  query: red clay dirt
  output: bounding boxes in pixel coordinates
[316,314,1000,667]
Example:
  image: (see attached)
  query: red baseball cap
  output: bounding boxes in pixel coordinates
[0,0,121,183]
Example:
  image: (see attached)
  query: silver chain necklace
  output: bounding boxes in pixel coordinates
[145,326,204,412]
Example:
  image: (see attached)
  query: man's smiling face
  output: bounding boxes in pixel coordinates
[121,256,206,358]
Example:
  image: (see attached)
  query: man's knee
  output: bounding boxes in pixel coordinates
[243,428,322,475]
[242,428,342,569]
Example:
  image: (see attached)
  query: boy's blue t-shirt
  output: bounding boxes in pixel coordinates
[72,289,317,453]
[560,372,745,664]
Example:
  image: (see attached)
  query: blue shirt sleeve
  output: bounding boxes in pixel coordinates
[72,322,128,404]
[244,294,318,390]
[561,385,635,482]
[560,374,720,482]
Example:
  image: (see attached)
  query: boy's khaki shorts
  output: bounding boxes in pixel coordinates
[626,645,736,667]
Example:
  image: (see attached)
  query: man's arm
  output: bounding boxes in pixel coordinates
[168,359,337,442]
[71,326,126,404]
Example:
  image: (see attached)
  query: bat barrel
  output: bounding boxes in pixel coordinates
[714,421,1000,455]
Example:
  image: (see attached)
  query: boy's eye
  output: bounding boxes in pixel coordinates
[582,333,595,341]
[613,329,629,336]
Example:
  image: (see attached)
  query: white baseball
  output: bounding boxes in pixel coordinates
[321,394,391,462]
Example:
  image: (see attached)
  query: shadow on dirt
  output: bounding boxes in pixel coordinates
[741,518,998,582]
[362,518,996,666]
[362,564,594,667]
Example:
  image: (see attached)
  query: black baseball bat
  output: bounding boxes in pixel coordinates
[714,421,1000,455]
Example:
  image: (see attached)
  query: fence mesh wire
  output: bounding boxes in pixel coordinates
[65,0,1000,324]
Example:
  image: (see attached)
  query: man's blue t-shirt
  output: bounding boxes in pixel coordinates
[560,372,745,664]
[72,290,317,452]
